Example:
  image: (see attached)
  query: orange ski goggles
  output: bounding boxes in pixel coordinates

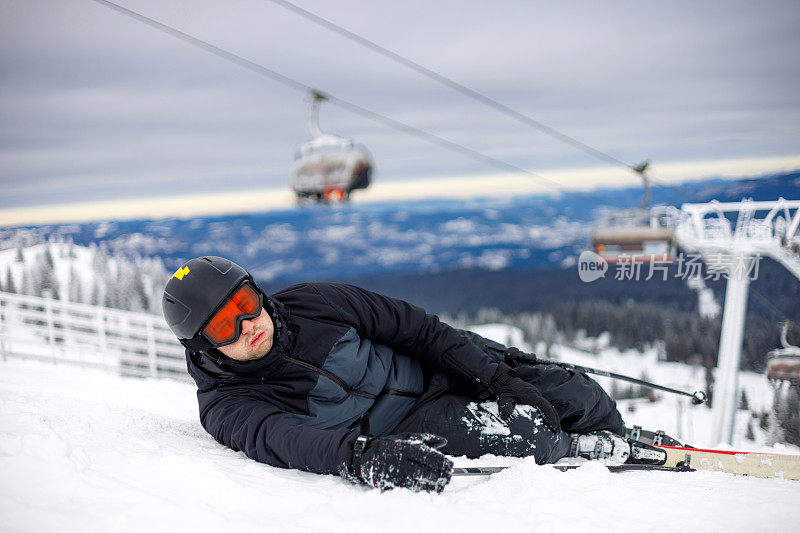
[202,282,263,347]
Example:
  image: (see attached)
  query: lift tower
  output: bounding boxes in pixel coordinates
[673,199,800,444]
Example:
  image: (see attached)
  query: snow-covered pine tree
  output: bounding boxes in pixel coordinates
[22,261,40,297]
[112,260,148,312]
[92,243,110,276]
[746,419,756,441]
[43,245,54,269]
[103,278,116,308]
[67,237,77,258]
[68,265,83,304]
[89,279,101,306]
[6,266,17,294]
[129,273,148,312]
[35,249,59,299]
[139,255,169,314]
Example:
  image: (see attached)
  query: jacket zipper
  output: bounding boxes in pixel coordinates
[281,355,419,400]
[384,389,420,399]
[282,355,377,399]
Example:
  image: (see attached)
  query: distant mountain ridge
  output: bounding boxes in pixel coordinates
[1,170,797,285]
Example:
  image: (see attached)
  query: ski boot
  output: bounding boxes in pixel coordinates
[567,430,668,465]
[567,431,631,464]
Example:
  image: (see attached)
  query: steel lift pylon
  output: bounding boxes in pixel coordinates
[673,199,800,444]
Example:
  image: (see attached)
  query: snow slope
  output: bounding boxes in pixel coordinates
[3,357,800,533]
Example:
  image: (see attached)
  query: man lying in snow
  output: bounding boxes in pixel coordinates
[162,256,629,493]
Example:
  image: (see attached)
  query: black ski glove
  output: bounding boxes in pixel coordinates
[503,347,536,367]
[479,363,560,432]
[338,432,453,493]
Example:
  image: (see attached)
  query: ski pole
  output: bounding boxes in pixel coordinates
[521,356,707,405]
[453,466,508,476]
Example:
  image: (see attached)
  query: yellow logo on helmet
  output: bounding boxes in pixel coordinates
[171,266,190,280]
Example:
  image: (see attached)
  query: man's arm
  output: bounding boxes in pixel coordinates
[199,388,352,474]
[301,282,500,391]
[198,387,454,492]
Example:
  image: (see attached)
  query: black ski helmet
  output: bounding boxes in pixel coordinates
[162,256,252,350]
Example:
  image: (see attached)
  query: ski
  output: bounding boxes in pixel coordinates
[452,463,694,476]
[655,445,800,481]
[454,430,800,480]
[453,447,800,480]
[555,463,694,474]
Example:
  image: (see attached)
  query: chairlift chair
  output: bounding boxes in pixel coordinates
[291,92,373,203]
[766,322,800,384]
[590,161,677,263]
[591,208,677,264]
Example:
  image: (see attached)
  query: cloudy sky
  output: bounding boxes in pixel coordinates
[1,0,799,219]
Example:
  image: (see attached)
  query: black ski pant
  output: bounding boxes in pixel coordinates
[392,332,626,464]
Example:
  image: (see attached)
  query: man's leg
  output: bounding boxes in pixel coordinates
[458,330,626,435]
[510,363,626,436]
[392,393,570,464]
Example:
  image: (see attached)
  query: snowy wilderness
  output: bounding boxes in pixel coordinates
[2,1,800,532]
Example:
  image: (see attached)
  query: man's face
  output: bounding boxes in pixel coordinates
[216,307,275,362]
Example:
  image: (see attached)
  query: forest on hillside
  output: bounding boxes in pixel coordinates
[444,299,800,374]
[0,239,168,314]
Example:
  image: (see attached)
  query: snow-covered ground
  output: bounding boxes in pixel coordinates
[3,353,800,533]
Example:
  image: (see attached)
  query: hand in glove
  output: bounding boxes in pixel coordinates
[480,363,561,432]
[338,432,453,493]
[503,346,536,367]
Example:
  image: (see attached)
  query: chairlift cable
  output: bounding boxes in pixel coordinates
[259,5,798,340]
[87,0,563,192]
[82,4,797,338]
[265,0,639,173]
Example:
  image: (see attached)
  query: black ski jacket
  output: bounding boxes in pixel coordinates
[185,282,500,475]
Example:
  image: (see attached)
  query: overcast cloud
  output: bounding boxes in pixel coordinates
[1,0,799,210]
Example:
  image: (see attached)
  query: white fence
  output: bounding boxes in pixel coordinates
[0,290,189,381]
